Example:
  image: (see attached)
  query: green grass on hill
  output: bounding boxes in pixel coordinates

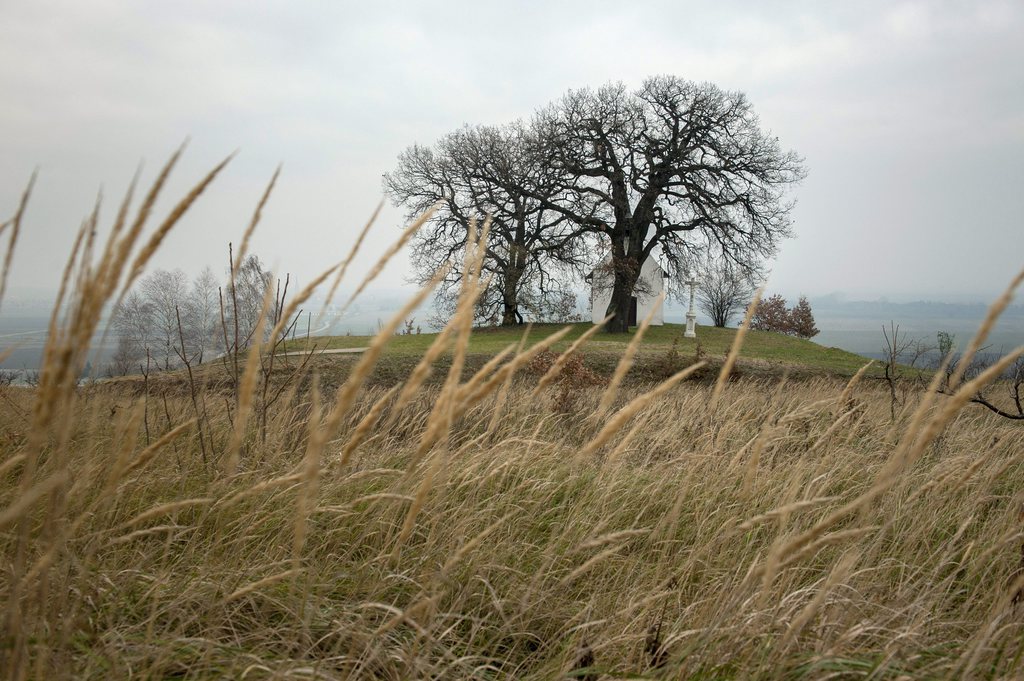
[283,322,880,378]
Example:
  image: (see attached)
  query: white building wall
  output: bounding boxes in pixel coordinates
[589,255,664,326]
[590,276,613,325]
[637,256,665,325]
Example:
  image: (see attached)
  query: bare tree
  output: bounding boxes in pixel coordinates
[227,254,275,350]
[109,257,271,377]
[386,123,589,326]
[109,289,153,376]
[139,269,188,370]
[936,332,1024,420]
[686,255,756,328]
[183,266,221,362]
[530,289,582,323]
[529,76,805,332]
[107,342,138,378]
[1001,356,1024,420]
[881,322,934,420]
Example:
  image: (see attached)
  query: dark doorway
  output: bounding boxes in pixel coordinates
[628,296,638,327]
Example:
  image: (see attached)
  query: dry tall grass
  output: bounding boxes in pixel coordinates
[2,157,1023,680]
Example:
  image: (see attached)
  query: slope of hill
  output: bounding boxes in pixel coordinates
[281,322,880,380]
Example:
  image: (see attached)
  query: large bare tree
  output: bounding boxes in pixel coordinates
[385,123,589,326]
[529,76,805,332]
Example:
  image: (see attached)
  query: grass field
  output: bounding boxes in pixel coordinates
[282,321,883,381]
[6,349,1024,679]
[3,163,1023,679]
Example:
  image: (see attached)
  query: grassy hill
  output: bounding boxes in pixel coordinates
[281,322,879,380]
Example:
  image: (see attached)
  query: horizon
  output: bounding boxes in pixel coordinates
[5,280,1024,310]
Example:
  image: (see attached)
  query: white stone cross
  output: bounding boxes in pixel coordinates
[684,279,698,339]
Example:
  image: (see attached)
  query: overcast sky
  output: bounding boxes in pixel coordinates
[1,0,1022,304]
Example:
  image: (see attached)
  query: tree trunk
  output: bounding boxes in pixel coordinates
[604,263,640,333]
[501,300,520,326]
[500,267,524,326]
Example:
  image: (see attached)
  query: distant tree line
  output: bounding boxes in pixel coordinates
[109,254,277,376]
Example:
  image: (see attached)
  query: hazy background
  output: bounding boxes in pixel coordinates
[1,0,1022,368]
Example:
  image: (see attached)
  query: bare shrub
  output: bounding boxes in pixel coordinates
[936,329,1024,420]
[880,321,934,419]
[528,348,605,413]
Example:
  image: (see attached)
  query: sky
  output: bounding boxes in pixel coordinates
[1,0,1022,306]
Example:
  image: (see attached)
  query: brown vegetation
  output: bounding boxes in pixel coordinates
[2,155,1024,679]
[750,293,820,339]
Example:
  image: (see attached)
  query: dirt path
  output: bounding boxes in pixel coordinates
[278,347,367,357]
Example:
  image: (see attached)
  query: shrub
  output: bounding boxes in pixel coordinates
[748,294,820,339]
[749,294,789,333]
[528,349,605,413]
[788,296,820,339]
